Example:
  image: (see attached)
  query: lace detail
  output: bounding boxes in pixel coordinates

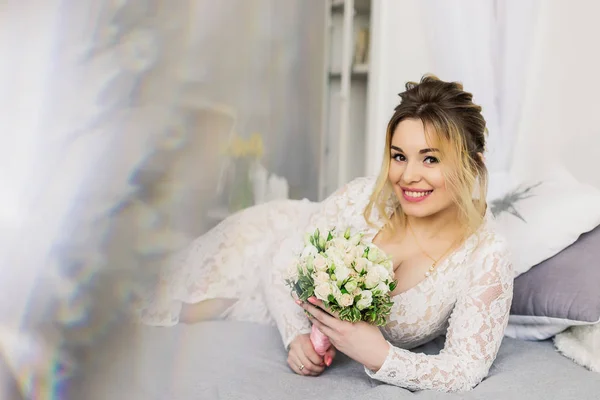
[137,199,320,333]
[138,176,514,391]
[365,234,514,392]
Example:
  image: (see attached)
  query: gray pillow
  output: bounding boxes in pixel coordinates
[507,225,600,340]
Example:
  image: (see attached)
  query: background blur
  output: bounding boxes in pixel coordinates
[1,0,599,398]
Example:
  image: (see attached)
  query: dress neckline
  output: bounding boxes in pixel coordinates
[363,194,491,299]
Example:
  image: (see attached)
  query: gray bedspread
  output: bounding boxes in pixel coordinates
[75,321,600,399]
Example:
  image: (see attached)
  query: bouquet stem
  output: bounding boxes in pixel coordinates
[310,324,330,356]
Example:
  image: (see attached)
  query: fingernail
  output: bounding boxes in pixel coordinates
[325,355,332,366]
[295,300,302,305]
[308,297,317,304]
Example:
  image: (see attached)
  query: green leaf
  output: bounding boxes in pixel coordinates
[327,231,334,241]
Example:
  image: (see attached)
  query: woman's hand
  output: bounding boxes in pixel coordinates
[288,333,337,376]
[299,297,390,372]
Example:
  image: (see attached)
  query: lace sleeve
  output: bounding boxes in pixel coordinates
[263,177,375,349]
[365,239,514,392]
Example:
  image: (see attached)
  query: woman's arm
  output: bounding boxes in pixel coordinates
[365,240,514,392]
[262,176,375,349]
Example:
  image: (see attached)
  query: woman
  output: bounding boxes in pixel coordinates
[139,75,513,392]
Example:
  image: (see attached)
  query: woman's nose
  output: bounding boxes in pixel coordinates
[402,161,421,183]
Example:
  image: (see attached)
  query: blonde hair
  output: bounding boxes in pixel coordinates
[364,74,488,236]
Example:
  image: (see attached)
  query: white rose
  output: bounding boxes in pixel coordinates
[331,283,342,300]
[334,264,352,283]
[375,281,390,295]
[314,282,333,301]
[354,257,370,274]
[375,264,393,281]
[364,269,380,288]
[367,246,384,263]
[298,260,309,275]
[348,233,363,246]
[352,245,367,259]
[301,244,318,259]
[343,252,355,266]
[327,238,350,253]
[327,257,346,276]
[382,258,394,274]
[313,271,330,285]
[325,247,345,262]
[313,254,328,271]
[338,293,354,307]
[356,290,373,310]
[344,279,358,293]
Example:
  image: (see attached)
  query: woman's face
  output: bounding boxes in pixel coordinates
[388,118,455,218]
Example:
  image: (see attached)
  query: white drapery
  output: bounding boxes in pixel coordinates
[420,0,540,198]
[1,1,326,396]
[0,0,65,328]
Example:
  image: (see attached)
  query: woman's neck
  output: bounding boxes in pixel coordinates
[404,205,464,241]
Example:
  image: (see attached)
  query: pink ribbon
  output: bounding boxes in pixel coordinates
[309,324,330,356]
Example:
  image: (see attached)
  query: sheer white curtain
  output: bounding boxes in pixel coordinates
[420,0,540,198]
[0,0,65,328]
[1,1,326,396]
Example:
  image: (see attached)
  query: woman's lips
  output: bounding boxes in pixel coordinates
[401,189,433,203]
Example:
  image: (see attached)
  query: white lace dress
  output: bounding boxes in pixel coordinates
[139,176,514,392]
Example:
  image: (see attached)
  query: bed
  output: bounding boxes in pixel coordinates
[75,321,600,399]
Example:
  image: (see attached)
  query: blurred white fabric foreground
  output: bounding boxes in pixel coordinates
[0,0,201,397]
[1,0,324,397]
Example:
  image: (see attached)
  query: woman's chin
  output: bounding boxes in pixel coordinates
[401,207,432,218]
[398,199,440,218]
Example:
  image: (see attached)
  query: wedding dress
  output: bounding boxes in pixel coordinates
[138,176,514,392]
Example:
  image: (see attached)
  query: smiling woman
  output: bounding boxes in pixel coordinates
[140,75,513,393]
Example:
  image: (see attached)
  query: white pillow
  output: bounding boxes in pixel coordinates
[488,167,600,277]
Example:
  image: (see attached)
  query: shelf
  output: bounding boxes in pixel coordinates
[331,0,371,15]
[329,64,369,79]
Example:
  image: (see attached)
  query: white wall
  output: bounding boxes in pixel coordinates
[368,0,600,189]
[366,0,434,176]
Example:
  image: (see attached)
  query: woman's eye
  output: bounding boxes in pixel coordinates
[424,156,439,164]
[392,153,406,162]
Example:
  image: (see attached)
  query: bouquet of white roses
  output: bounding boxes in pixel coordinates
[286,227,397,355]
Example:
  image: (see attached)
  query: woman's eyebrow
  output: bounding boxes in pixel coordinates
[390,146,439,154]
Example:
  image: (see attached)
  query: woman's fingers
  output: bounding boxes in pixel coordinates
[324,346,336,366]
[289,351,323,376]
[301,339,325,367]
[307,297,340,319]
[298,351,324,375]
[309,317,337,342]
[288,355,308,376]
[301,302,338,329]
[325,346,336,360]
[287,351,306,375]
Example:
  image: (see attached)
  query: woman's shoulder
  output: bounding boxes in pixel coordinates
[330,176,378,203]
[467,222,514,279]
[342,175,378,192]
